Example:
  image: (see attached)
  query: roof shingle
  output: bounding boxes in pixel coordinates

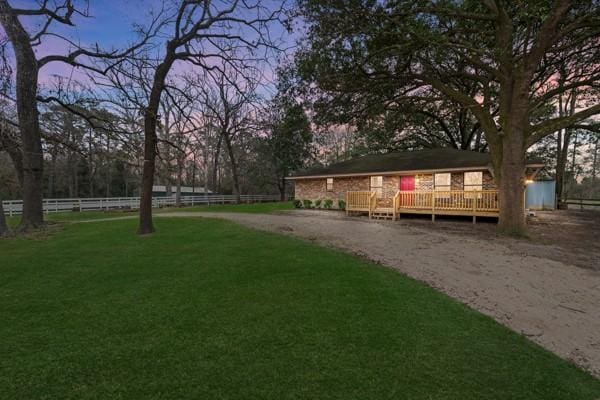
[289,148,542,178]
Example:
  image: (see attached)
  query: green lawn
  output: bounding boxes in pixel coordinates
[6,210,137,227]
[0,218,598,399]
[5,201,293,227]
[162,200,294,214]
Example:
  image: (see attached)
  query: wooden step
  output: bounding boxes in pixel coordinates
[370,208,395,220]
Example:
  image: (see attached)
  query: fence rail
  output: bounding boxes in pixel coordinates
[563,198,600,210]
[2,194,283,216]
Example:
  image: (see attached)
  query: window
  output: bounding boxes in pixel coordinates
[370,176,383,197]
[464,171,483,194]
[326,178,333,191]
[434,173,451,198]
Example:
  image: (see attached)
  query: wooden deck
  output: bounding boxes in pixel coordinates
[346,190,500,222]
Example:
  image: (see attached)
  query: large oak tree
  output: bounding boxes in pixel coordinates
[296,0,600,233]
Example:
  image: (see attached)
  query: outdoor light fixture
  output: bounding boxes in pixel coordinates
[525,179,534,184]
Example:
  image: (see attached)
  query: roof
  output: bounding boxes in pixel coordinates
[152,185,213,194]
[288,148,544,179]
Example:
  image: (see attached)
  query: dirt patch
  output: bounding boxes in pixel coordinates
[159,210,600,378]
[392,210,600,271]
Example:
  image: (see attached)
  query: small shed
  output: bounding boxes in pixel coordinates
[525,180,556,210]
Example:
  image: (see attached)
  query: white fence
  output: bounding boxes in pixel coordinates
[2,194,283,216]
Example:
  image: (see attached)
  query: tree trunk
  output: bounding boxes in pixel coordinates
[48,148,56,198]
[279,178,286,201]
[138,110,158,234]
[0,2,45,231]
[555,128,571,206]
[212,134,222,192]
[591,137,599,186]
[138,57,174,235]
[495,130,527,235]
[0,195,9,237]
[223,133,241,203]
[175,157,182,207]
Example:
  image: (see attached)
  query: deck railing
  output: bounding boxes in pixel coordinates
[395,190,499,212]
[345,191,373,213]
[347,190,499,218]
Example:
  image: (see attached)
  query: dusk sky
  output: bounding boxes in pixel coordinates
[12,0,296,95]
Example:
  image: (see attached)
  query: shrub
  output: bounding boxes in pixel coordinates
[314,199,322,208]
[293,199,302,209]
[323,199,333,209]
[338,199,346,210]
[302,199,313,209]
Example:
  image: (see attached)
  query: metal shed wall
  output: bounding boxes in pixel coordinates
[526,181,556,210]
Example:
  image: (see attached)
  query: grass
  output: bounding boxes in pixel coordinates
[5,202,294,228]
[162,200,294,214]
[0,218,598,399]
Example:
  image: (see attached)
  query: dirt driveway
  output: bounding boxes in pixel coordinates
[161,210,600,377]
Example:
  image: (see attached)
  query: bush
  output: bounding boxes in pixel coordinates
[338,199,346,210]
[314,199,322,208]
[323,199,333,209]
[302,199,313,209]
[293,199,302,209]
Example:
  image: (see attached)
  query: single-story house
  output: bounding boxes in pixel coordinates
[287,148,544,222]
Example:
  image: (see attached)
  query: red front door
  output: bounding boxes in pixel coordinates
[399,176,415,206]
[400,176,415,191]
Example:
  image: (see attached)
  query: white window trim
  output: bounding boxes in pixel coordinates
[326,178,334,191]
[434,173,451,198]
[370,176,383,197]
[464,171,483,198]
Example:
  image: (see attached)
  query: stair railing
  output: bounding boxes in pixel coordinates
[369,191,377,219]
[393,190,400,220]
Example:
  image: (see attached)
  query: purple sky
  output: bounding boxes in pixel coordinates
[22,0,154,81]
[7,0,297,96]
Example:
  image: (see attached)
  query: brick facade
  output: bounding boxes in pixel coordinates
[294,176,370,208]
[292,169,497,208]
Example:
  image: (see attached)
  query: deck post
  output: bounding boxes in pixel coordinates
[472,192,477,223]
[345,192,348,216]
[431,192,435,223]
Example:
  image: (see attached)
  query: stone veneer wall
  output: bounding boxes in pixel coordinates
[293,170,497,207]
[415,174,433,191]
[382,176,400,198]
[482,171,496,190]
[447,171,497,190]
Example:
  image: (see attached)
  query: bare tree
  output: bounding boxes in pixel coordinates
[158,83,197,207]
[0,0,155,231]
[196,65,261,203]
[106,0,283,234]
